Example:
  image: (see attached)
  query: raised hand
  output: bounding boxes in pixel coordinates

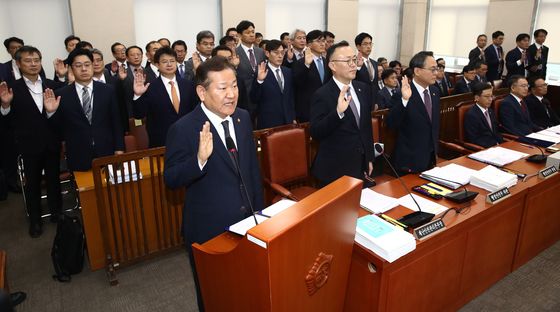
[133,70,149,96]
[0,82,14,108]
[197,121,213,165]
[111,60,119,73]
[257,62,268,81]
[336,85,350,114]
[286,44,294,61]
[53,58,68,78]
[230,53,240,68]
[356,53,364,68]
[67,70,75,84]
[192,52,202,72]
[43,88,61,113]
[304,48,314,66]
[400,75,412,101]
[118,64,127,80]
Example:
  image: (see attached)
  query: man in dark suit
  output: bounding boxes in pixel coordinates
[454,64,477,95]
[164,57,264,311]
[464,82,503,148]
[354,33,379,104]
[118,45,144,123]
[46,48,124,171]
[211,45,249,112]
[526,77,559,128]
[293,30,331,122]
[473,61,489,84]
[172,40,188,80]
[485,31,505,83]
[132,47,198,147]
[0,46,65,237]
[505,33,530,82]
[468,34,487,63]
[378,68,400,109]
[435,58,452,89]
[250,40,296,129]
[388,51,440,174]
[235,20,265,118]
[310,41,375,187]
[91,49,117,86]
[143,41,161,82]
[499,75,541,136]
[434,64,449,96]
[184,31,215,82]
[527,29,549,79]
[3,37,46,82]
[104,42,127,76]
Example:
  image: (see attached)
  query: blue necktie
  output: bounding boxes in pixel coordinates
[317,58,325,82]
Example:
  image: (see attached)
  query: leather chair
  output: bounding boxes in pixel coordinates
[129,124,149,150]
[493,79,503,89]
[492,97,518,140]
[371,117,395,184]
[124,135,138,153]
[456,101,485,151]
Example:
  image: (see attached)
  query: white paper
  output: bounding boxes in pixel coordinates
[421,163,476,189]
[397,194,448,215]
[228,214,269,236]
[526,132,560,144]
[259,199,296,217]
[360,188,399,214]
[470,165,517,192]
[468,146,529,167]
[107,161,142,184]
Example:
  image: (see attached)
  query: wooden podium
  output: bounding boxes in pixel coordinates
[192,176,362,311]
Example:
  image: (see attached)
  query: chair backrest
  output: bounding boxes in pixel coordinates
[124,135,138,152]
[456,101,475,142]
[129,124,149,150]
[371,117,380,142]
[261,127,309,184]
[493,79,503,89]
[493,97,505,124]
[448,87,454,96]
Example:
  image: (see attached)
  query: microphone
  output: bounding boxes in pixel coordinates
[419,173,478,203]
[225,137,260,225]
[374,143,434,228]
[526,145,547,163]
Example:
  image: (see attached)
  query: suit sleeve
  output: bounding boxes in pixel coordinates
[309,91,344,140]
[500,101,522,136]
[164,121,206,189]
[110,90,125,151]
[132,87,149,119]
[505,51,521,73]
[485,48,497,67]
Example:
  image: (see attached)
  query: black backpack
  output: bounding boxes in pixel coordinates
[51,213,85,282]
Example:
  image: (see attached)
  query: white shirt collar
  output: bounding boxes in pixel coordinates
[535,43,543,49]
[23,75,42,86]
[75,80,94,93]
[476,103,488,113]
[267,63,280,72]
[517,47,525,53]
[200,102,236,147]
[511,93,522,104]
[412,79,429,98]
[161,75,177,86]
[536,95,543,101]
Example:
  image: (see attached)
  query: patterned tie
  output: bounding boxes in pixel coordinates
[520,99,528,118]
[484,110,492,129]
[275,68,284,92]
[366,59,374,81]
[82,86,92,124]
[317,58,325,83]
[221,120,238,169]
[248,49,257,72]
[480,48,486,62]
[346,88,360,127]
[169,81,180,113]
[179,64,184,78]
[423,89,432,121]
[391,88,397,96]
[498,46,504,73]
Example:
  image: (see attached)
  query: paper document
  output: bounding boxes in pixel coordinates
[528,130,560,143]
[470,165,517,192]
[107,161,142,184]
[228,214,270,236]
[360,189,399,214]
[398,194,448,215]
[468,146,528,167]
[420,163,476,189]
[259,199,296,217]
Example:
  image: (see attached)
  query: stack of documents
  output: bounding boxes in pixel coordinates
[398,194,448,215]
[107,161,142,184]
[525,127,560,146]
[360,189,399,214]
[470,165,517,192]
[420,163,477,190]
[355,215,416,263]
[228,199,296,236]
[468,146,529,167]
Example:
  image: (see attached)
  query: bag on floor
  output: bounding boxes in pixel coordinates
[51,213,85,282]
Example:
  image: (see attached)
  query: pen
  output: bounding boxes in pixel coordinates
[380,214,408,229]
[519,143,534,149]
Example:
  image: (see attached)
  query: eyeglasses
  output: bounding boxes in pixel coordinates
[331,57,358,66]
[200,41,215,47]
[360,42,373,47]
[535,83,548,88]
[72,62,92,69]
[159,59,177,65]
[311,39,326,44]
[422,67,438,73]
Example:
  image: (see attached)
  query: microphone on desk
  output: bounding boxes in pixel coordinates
[226,137,260,225]
[419,173,479,204]
[374,143,435,228]
[526,145,548,164]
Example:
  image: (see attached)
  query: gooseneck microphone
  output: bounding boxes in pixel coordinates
[374,144,435,228]
[526,145,547,163]
[226,137,259,225]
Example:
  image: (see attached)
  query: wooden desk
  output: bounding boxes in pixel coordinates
[344,141,560,311]
[0,250,6,292]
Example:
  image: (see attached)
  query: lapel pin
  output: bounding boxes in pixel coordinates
[432,92,436,96]
[237,118,241,123]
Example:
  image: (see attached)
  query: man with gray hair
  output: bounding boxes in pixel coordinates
[184,30,215,81]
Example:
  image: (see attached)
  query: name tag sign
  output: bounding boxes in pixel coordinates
[538,165,558,180]
[486,187,511,204]
[414,219,445,240]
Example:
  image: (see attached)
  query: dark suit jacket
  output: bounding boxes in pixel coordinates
[468,47,485,63]
[378,87,399,109]
[485,45,504,82]
[250,65,296,129]
[454,78,473,95]
[499,94,539,136]
[434,80,449,97]
[133,76,198,147]
[1,60,46,83]
[443,73,453,88]
[464,105,503,148]
[235,45,265,116]
[184,58,196,82]
[355,58,380,103]
[476,75,488,84]
[505,48,527,81]
[143,63,159,83]
[310,79,374,185]
[292,56,331,122]
[525,94,560,128]
[52,81,124,171]
[527,43,548,79]
[388,83,440,173]
[164,105,264,245]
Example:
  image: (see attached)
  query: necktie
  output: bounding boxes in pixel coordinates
[275,68,284,92]
[520,99,528,117]
[543,99,551,118]
[481,48,486,61]
[467,82,471,92]
[82,86,92,124]
[391,88,396,96]
[366,59,374,81]
[346,88,360,127]
[438,82,444,94]
[423,89,432,121]
[221,120,238,168]
[179,64,184,78]
[484,110,492,129]
[379,81,384,89]
[523,50,528,67]
[248,49,257,72]
[169,81,180,113]
[498,46,504,73]
[317,58,325,83]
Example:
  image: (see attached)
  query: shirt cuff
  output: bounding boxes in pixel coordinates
[57,76,66,82]
[198,159,207,170]
[46,110,56,118]
[257,79,264,84]
[402,98,409,107]
[133,94,141,101]
[0,106,10,115]
[337,111,345,119]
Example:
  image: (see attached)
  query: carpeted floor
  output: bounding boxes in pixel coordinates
[1,189,559,312]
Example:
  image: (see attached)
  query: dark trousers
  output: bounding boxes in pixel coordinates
[186,244,205,312]
[22,148,62,223]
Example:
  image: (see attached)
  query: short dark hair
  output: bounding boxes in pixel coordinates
[14,46,41,61]
[66,48,93,65]
[306,30,324,44]
[236,20,255,34]
[4,37,24,49]
[477,34,487,40]
[64,35,80,48]
[211,45,233,57]
[508,75,526,88]
[154,46,176,63]
[377,57,387,63]
[471,81,492,96]
[280,32,290,41]
[75,41,93,50]
[437,63,445,70]
[354,32,372,46]
[381,68,396,81]
[324,31,335,38]
[158,38,170,45]
[326,40,350,62]
[255,32,263,38]
[171,40,187,50]
[145,40,158,52]
[492,31,504,39]
[528,76,545,90]
[462,64,475,73]
[534,29,548,37]
[389,60,402,68]
[435,57,444,63]
[126,45,143,56]
[195,56,236,89]
[111,42,125,53]
[403,67,414,80]
[259,40,269,49]
[472,60,487,69]
[226,27,237,35]
[516,33,530,42]
[409,51,434,71]
[264,39,283,52]
[219,35,235,46]
[196,31,215,44]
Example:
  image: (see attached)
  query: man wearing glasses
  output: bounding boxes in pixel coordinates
[388,51,440,174]
[310,41,375,187]
[464,82,503,148]
[500,75,541,137]
[44,48,124,171]
[525,77,559,128]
